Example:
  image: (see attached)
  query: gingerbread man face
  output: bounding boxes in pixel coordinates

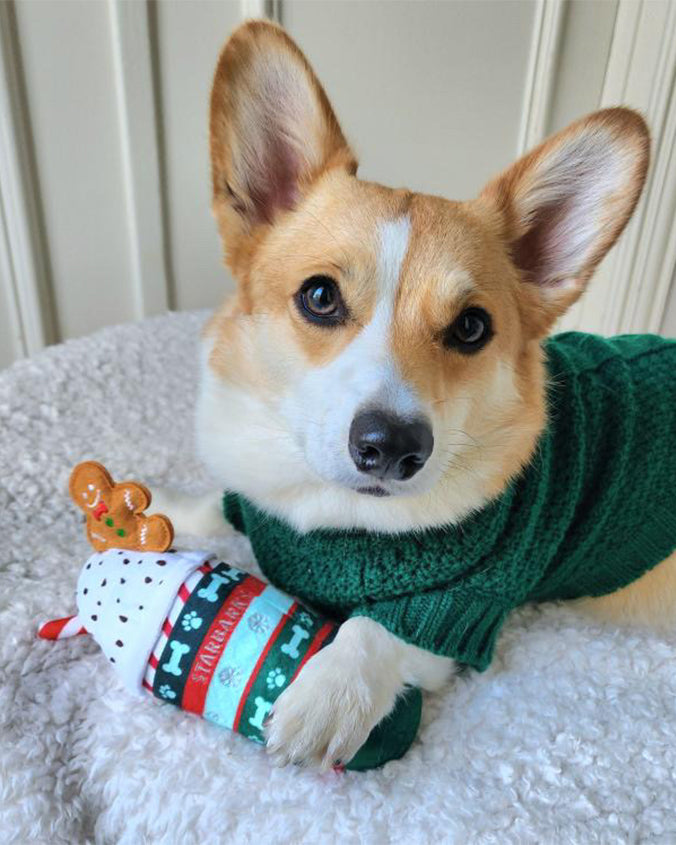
[69,461,173,553]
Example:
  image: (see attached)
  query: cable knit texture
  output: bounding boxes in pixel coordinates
[224,332,676,671]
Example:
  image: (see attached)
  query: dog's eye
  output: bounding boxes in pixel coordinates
[443,307,492,353]
[296,276,347,325]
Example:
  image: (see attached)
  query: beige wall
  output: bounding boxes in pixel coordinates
[663,270,676,335]
[154,0,242,312]
[13,0,134,340]
[285,0,536,200]
[1,0,674,370]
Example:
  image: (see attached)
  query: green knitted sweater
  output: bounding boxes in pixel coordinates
[223,333,676,671]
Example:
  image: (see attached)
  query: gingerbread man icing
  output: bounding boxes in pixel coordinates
[69,461,173,553]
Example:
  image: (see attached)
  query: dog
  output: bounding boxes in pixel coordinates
[153,20,676,770]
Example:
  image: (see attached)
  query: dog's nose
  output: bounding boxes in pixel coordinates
[348,410,434,481]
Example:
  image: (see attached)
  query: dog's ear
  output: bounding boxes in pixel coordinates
[210,21,356,275]
[479,108,650,334]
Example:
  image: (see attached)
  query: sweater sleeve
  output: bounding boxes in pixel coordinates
[350,586,513,672]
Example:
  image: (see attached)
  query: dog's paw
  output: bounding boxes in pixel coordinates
[265,649,388,770]
[148,487,232,538]
[266,629,400,770]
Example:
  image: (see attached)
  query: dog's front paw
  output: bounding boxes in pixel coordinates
[266,632,399,770]
[149,487,232,538]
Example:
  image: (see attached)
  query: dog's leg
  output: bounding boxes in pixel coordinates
[149,488,231,538]
[574,550,676,629]
[266,616,454,770]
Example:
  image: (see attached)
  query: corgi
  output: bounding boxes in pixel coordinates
[153,20,676,770]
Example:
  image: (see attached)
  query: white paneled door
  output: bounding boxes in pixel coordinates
[0,0,675,370]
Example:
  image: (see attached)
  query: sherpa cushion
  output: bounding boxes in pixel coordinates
[1,310,676,843]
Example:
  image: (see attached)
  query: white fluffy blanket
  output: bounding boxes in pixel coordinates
[1,311,675,844]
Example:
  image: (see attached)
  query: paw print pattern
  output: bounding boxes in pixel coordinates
[181,610,203,632]
[298,611,314,629]
[266,667,286,691]
[248,612,270,634]
[219,665,243,688]
[205,710,224,725]
[159,684,176,700]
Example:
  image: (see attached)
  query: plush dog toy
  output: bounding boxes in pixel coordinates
[38,461,422,771]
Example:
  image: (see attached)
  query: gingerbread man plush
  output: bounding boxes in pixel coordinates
[38,461,422,771]
[69,461,173,553]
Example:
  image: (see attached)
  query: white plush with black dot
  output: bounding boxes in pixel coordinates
[77,548,213,693]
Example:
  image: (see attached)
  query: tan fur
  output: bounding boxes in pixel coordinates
[209,20,357,283]
[204,22,659,550]
[202,19,670,686]
[179,20,671,768]
[390,194,548,493]
[207,173,407,374]
[204,162,551,511]
[478,107,650,327]
[576,552,676,629]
